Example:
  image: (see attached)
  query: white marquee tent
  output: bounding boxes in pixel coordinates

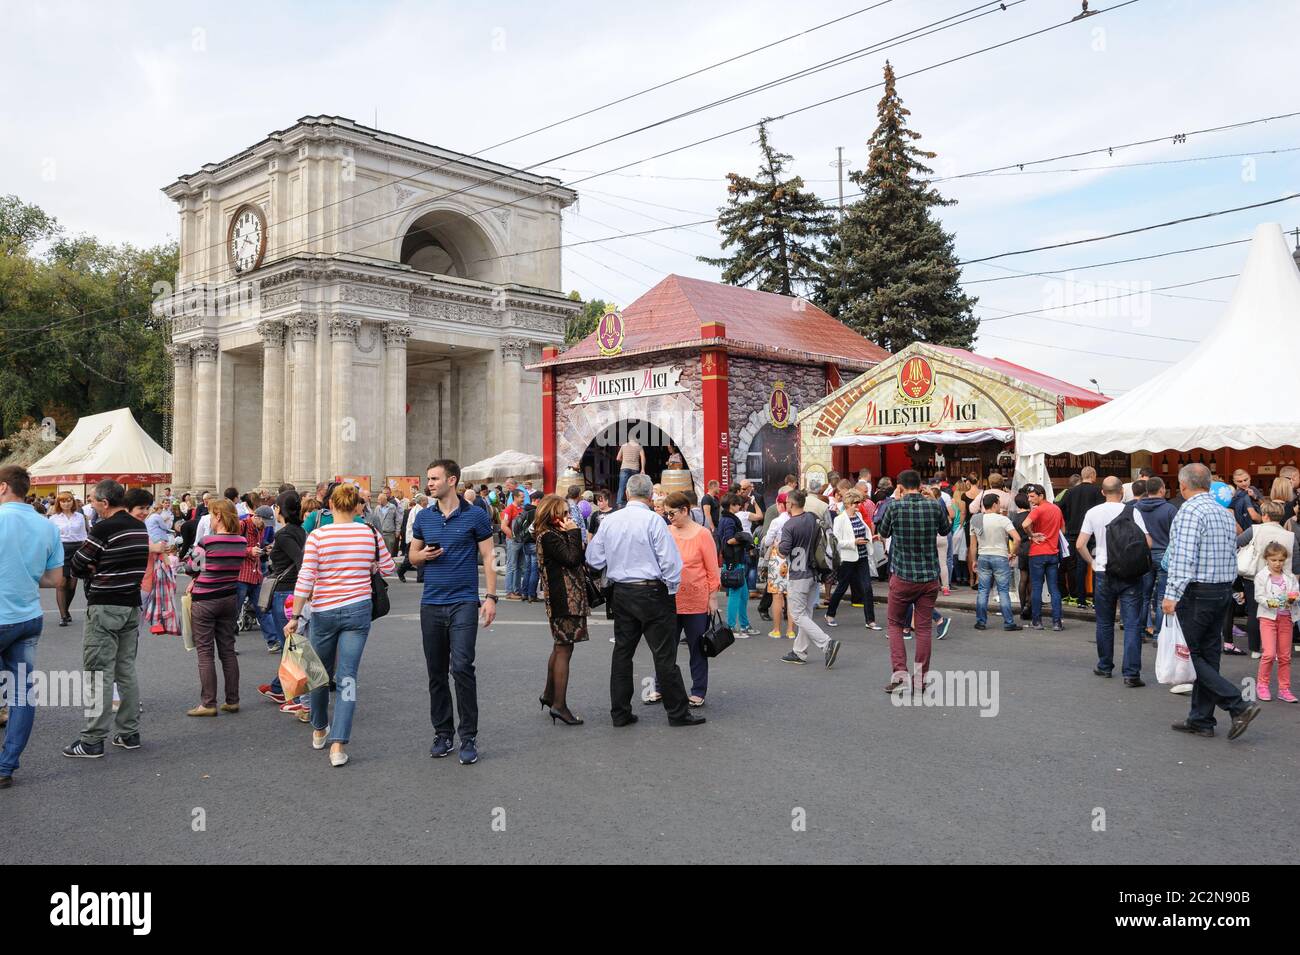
[460,449,542,483]
[29,408,172,486]
[1015,222,1300,489]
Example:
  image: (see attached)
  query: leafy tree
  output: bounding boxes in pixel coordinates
[699,120,834,297]
[822,62,978,351]
[0,195,176,441]
[564,290,611,347]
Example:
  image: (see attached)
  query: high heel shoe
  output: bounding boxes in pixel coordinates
[539,696,552,711]
[549,707,584,726]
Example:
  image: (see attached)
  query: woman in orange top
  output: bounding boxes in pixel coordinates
[665,490,721,707]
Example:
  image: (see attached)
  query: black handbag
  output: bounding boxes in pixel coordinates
[370,531,390,620]
[720,563,746,590]
[701,611,735,658]
[584,566,606,608]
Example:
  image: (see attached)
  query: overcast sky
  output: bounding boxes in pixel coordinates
[4,0,1298,397]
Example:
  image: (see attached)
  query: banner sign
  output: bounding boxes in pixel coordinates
[571,364,689,405]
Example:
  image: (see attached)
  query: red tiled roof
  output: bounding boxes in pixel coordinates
[928,344,1108,406]
[538,274,891,368]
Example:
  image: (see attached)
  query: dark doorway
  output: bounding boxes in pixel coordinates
[579,419,683,494]
[744,423,797,500]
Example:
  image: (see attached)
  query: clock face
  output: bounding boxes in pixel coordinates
[227,204,266,274]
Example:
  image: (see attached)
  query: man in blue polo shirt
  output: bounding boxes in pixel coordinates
[409,459,497,766]
[0,466,64,788]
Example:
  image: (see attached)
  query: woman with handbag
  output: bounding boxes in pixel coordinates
[184,498,245,717]
[717,494,757,635]
[665,491,721,707]
[826,490,882,631]
[257,490,309,715]
[534,494,589,726]
[285,483,395,767]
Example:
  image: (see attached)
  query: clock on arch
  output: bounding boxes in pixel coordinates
[226,203,267,273]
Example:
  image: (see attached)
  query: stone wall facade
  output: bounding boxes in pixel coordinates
[728,357,828,484]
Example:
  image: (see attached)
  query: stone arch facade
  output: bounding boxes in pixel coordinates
[557,391,704,495]
[733,406,773,482]
[391,199,509,285]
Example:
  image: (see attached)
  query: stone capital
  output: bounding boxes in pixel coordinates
[257,319,286,348]
[382,322,414,347]
[191,338,220,363]
[500,337,529,364]
[166,342,192,368]
[286,314,319,342]
[329,315,361,343]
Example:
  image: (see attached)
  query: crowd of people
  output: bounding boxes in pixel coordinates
[0,451,1282,788]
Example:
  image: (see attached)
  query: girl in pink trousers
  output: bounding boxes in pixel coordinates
[1254,542,1298,703]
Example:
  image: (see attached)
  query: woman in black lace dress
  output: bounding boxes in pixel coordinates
[535,494,590,726]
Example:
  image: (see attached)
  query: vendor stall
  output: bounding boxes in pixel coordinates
[28,407,172,500]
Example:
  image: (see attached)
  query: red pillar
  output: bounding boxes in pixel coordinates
[701,320,729,490]
[541,346,558,494]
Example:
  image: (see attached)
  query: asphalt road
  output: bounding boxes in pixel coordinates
[4,578,1295,864]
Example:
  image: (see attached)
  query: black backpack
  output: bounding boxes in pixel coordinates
[512,508,535,545]
[1105,508,1151,582]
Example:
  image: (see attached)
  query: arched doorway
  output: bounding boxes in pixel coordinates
[743,423,798,499]
[399,208,504,283]
[578,418,688,495]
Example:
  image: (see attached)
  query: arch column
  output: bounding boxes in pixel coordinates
[499,337,528,454]
[168,343,193,490]
[191,338,220,492]
[258,320,286,489]
[286,315,318,489]
[383,322,412,479]
[329,315,360,477]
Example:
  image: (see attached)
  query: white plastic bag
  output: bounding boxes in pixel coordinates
[1155,612,1196,685]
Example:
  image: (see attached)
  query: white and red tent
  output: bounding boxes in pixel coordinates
[29,408,171,487]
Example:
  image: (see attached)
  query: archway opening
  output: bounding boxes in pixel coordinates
[399,208,502,283]
[577,418,687,495]
[743,423,798,500]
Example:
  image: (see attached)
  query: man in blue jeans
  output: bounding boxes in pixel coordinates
[1132,476,1178,636]
[410,458,497,765]
[0,465,64,788]
[969,493,1023,631]
[1078,476,1150,686]
[1021,484,1065,630]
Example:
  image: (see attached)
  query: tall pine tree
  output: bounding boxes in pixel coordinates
[824,62,977,350]
[699,121,833,297]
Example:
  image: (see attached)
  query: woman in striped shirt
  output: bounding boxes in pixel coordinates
[185,498,245,717]
[285,483,395,767]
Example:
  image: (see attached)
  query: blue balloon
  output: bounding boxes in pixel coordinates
[1210,481,1234,507]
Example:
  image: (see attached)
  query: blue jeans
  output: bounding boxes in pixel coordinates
[420,601,480,740]
[237,580,278,647]
[1094,571,1143,678]
[976,555,1015,627]
[308,600,372,744]
[1146,550,1167,635]
[1028,554,1063,625]
[505,539,523,595]
[523,542,539,599]
[616,468,638,507]
[0,615,41,776]
[725,566,751,630]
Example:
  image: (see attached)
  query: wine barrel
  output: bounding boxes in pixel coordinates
[659,468,694,498]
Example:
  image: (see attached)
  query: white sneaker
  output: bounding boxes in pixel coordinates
[330,749,349,767]
[1251,651,1262,659]
[1170,684,1193,695]
[825,617,838,627]
[312,725,330,750]
[609,636,615,643]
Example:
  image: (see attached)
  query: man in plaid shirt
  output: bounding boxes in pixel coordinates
[878,469,950,692]
[1161,463,1260,740]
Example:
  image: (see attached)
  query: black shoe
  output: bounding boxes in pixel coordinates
[0,774,11,788]
[1003,624,1023,632]
[1171,720,1214,738]
[62,740,104,759]
[1093,667,1113,678]
[58,618,70,627]
[429,735,455,758]
[111,733,141,750]
[824,638,842,669]
[612,714,639,727]
[1228,703,1261,741]
[973,622,987,630]
[549,707,584,726]
[759,611,772,621]
[1123,677,1145,688]
[668,713,706,727]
